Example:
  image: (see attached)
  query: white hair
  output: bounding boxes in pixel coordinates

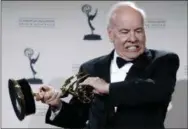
[106,1,146,28]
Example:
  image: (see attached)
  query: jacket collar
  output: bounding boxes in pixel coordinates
[94,48,152,82]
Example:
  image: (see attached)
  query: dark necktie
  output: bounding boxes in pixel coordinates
[116,57,133,68]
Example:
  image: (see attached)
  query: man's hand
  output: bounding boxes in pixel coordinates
[35,85,62,110]
[79,77,110,94]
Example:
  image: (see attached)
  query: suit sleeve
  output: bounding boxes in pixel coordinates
[108,53,180,106]
[45,65,91,128]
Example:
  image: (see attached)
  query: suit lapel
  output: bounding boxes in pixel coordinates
[93,49,152,82]
[125,49,152,80]
[94,50,114,83]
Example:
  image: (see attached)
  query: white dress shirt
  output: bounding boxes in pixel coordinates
[110,50,133,112]
[110,50,133,83]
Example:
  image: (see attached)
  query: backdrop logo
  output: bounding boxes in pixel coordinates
[185,65,187,78]
[72,64,81,74]
[144,19,166,29]
[19,17,55,28]
[82,4,102,40]
[24,48,43,84]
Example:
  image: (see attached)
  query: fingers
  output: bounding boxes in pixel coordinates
[35,92,45,101]
[37,85,62,107]
[79,78,90,86]
[35,85,55,102]
[46,89,60,104]
[80,77,100,94]
[39,85,51,92]
[42,88,56,102]
[93,89,100,94]
[47,91,61,106]
[79,77,97,86]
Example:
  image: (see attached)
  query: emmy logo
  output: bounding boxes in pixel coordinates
[24,48,43,84]
[82,4,102,40]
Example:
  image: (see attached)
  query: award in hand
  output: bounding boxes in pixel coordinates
[8,72,94,121]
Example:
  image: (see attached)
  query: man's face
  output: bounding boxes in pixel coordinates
[108,8,146,60]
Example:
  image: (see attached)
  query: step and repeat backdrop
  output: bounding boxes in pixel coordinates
[2,1,187,128]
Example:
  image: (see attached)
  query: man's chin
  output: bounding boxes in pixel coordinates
[126,50,145,58]
[125,53,141,60]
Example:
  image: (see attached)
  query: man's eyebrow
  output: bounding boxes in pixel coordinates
[135,27,143,31]
[119,29,130,31]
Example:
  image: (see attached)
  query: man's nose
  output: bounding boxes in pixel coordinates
[128,32,137,43]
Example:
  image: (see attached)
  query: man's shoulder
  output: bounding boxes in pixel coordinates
[78,54,110,74]
[148,49,180,69]
[149,49,179,60]
[81,54,108,67]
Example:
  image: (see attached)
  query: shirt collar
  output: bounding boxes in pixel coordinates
[113,50,120,62]
[111,50,133,71]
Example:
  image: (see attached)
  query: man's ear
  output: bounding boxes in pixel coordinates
[107,26,114,43]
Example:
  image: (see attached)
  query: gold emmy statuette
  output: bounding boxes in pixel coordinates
[8,72,94,121]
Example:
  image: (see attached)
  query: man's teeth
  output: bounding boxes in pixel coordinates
[127,46,137,50]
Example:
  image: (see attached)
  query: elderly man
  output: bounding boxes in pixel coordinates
[36,2,179,129]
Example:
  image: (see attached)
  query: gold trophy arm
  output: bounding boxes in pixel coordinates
[59,72,93,103]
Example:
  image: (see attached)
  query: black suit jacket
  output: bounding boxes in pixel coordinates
[45,49,180,129]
